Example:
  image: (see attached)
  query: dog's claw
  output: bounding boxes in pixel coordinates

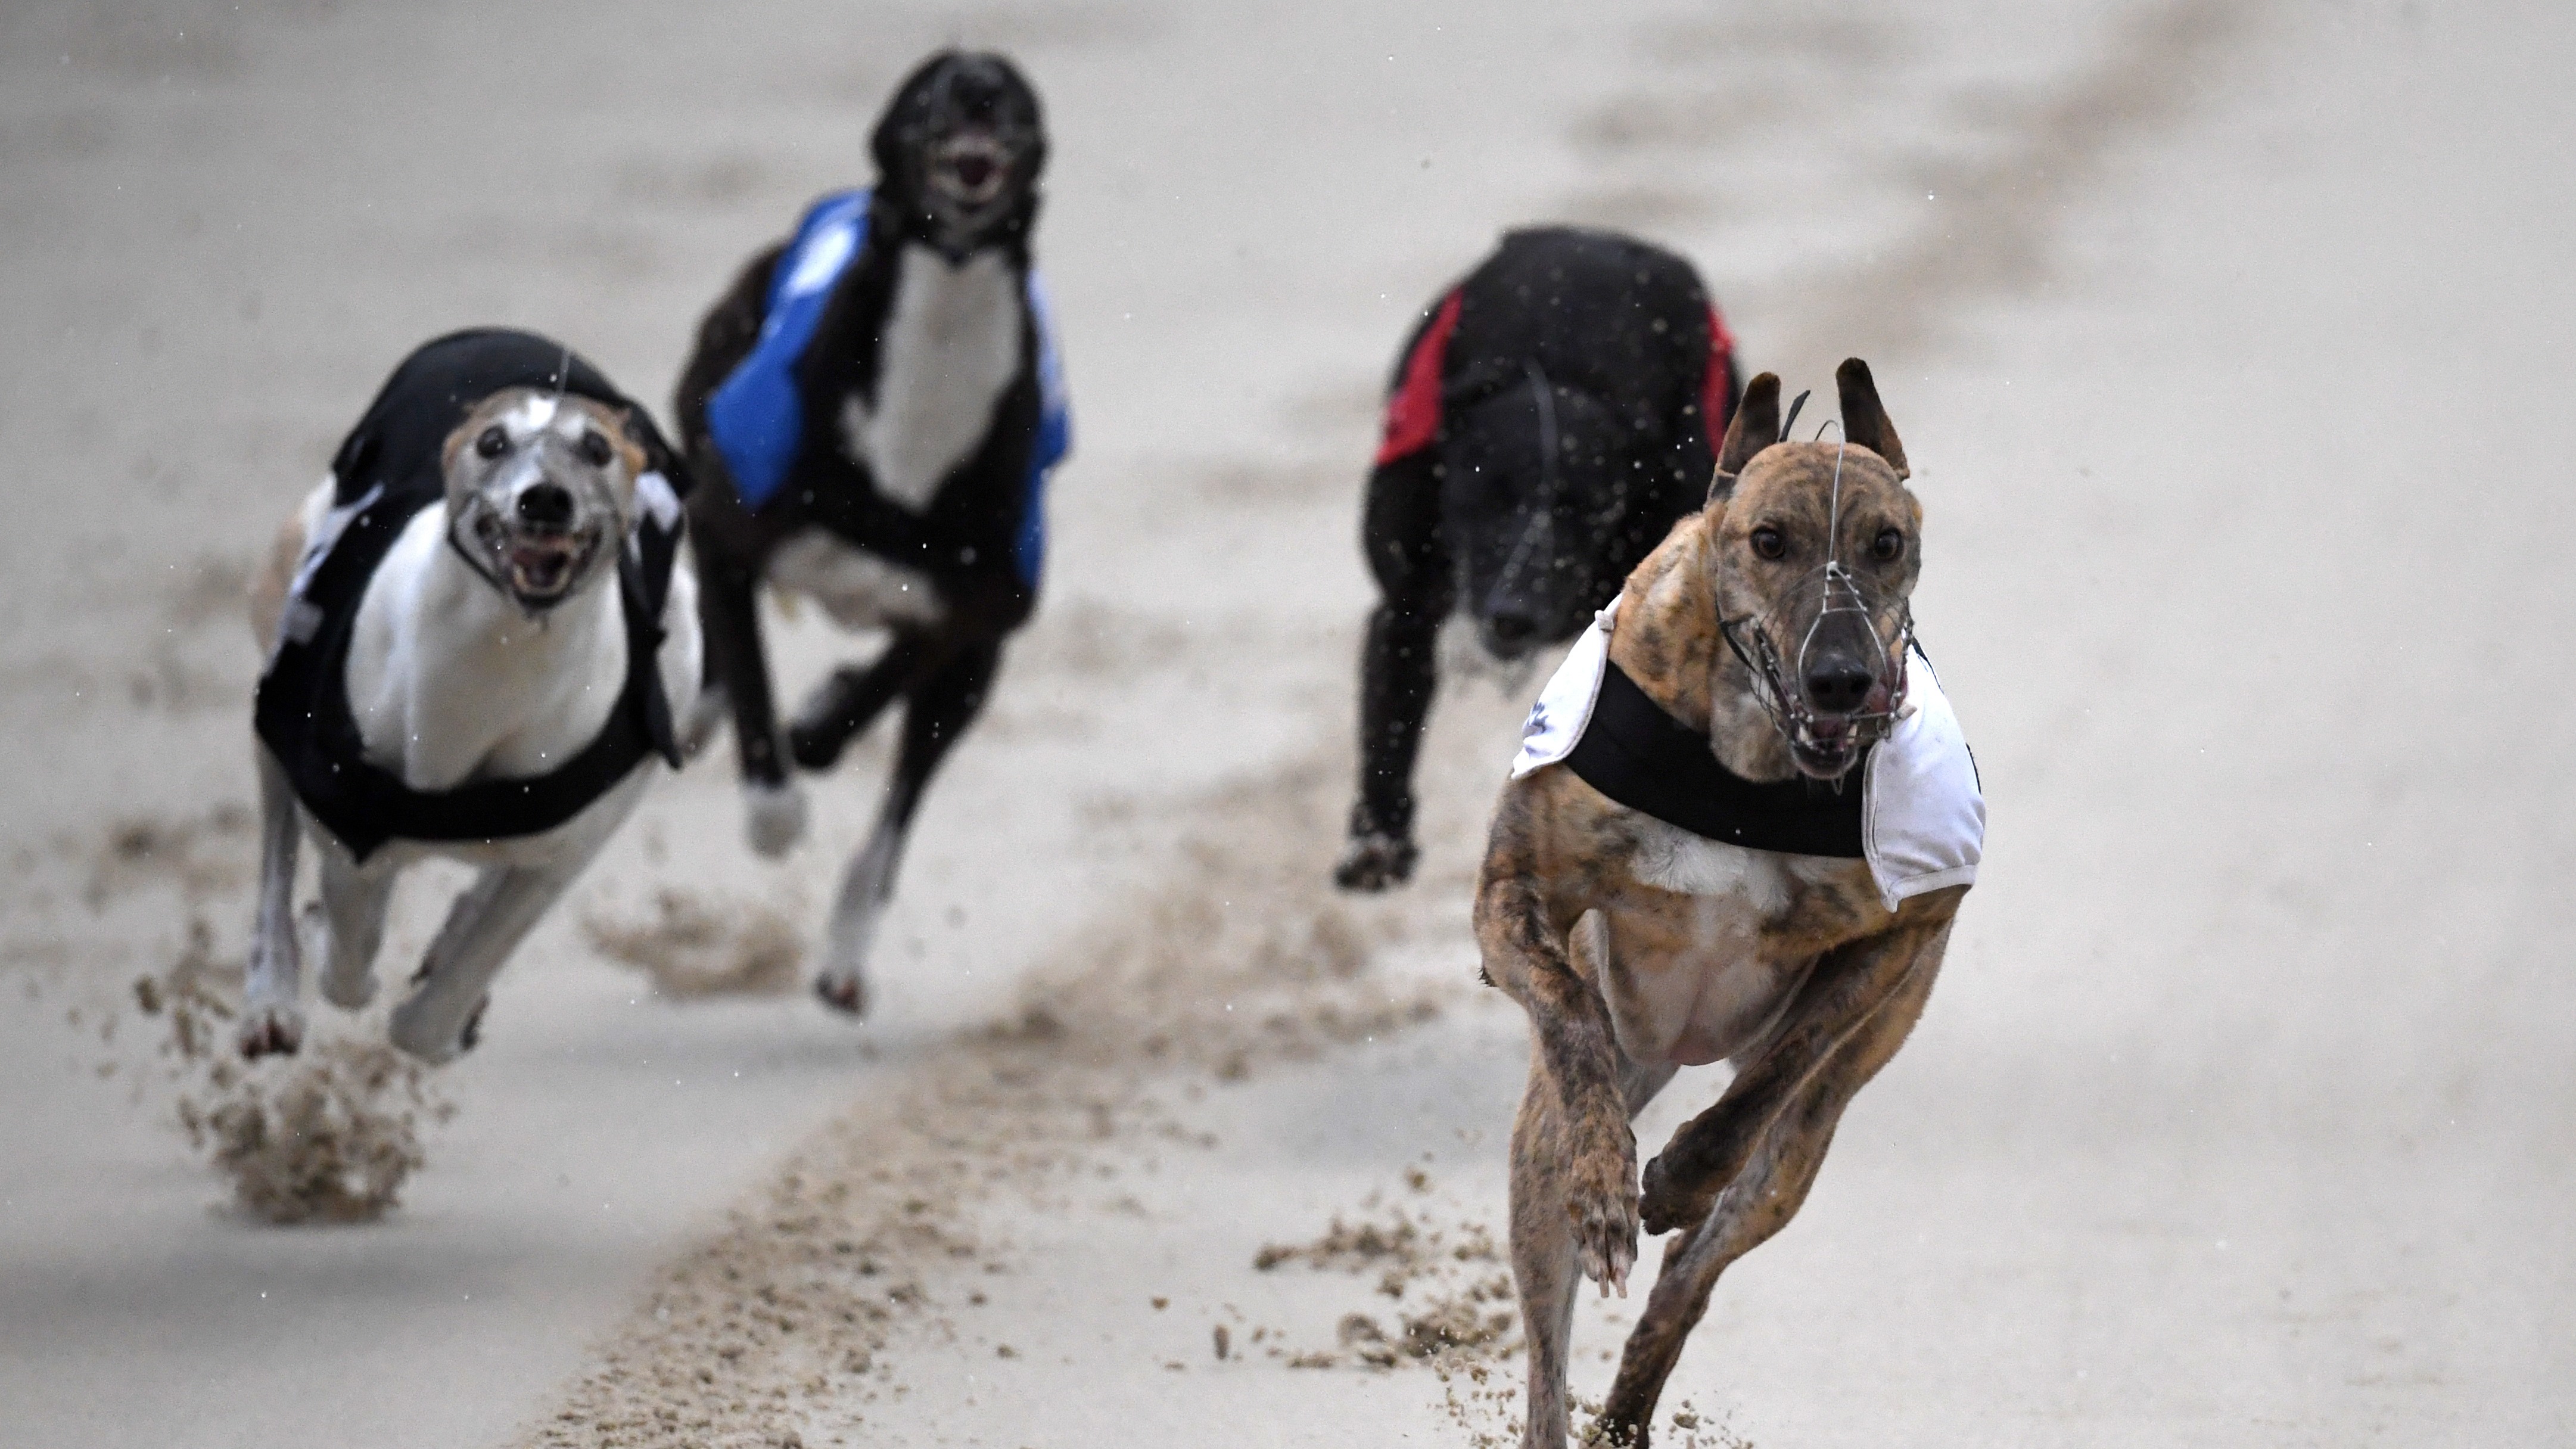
[1331,831,1418,893]
[237,1002,306,1060]
[1566,1140,1641,1296]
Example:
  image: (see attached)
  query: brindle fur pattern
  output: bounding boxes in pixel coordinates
[1476,361,1967,1447]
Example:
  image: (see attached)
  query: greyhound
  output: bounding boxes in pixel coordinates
[673,50,1068,1016]
[1337,226,1740,891]
[242,329,699,1064]
[1474,363,1984,1447]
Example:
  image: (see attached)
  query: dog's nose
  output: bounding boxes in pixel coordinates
[516,483,575,530]
[1802,657,1877,714]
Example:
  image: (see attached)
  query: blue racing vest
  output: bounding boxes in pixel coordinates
[705,189,1071,587]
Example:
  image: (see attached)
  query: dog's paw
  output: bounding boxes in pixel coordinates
[319,966,378,1011]
[236,1000,306,1060]
[1331,831,1418,892]
[387,991,483,1066]
[813,966,869,1017]
[743,779,808,858]
[1566,1139,1642,1298]
[1637,1151,1721,1237]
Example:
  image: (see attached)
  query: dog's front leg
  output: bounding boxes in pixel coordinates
[1599,924,1950,1445]
[1337,453,1449,891]
[1510,1031,1675,1449]
[1479,823,1641,1295]
[387,863,581,1064]
[311,842,396,1010]
[698,546,805,856]
[1634,905,1958,1237]
[239,748,307,1058]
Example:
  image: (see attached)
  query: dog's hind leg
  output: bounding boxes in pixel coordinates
[239,748,308,1058]
[814,638,999,1015]
[311,844,395,1010]
[387,863,580,1064]
[1512,1038,1676,1449]
[698,545,806,856]
[789,633,929,770]
[1595,934,1947,1446]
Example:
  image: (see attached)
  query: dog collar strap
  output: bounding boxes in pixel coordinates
[1573,655,1869,858]
[1511,604,1985,907]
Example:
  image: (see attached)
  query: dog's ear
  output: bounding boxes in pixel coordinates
[1709,371,1781,502]
[1835,357,1909,480]
[873,51,954,183]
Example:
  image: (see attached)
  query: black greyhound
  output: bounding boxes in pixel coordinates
[1335,226,1740,891]
[675,51,1067,1013]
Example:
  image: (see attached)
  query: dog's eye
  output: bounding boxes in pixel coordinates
[1871,528,1904,562]
[474,425,509,460]
[578,430,614,468]
[1749,526,1786,561]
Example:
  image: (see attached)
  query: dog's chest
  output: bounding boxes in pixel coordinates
[767,531,946,629]
[1588,820,1856,1066]
[841,243,1022,512]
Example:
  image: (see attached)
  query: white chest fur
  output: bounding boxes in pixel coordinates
[841,243,1023,512]
[343,506,627,792]
[767,530,946,629]
[1627,818,1796,910]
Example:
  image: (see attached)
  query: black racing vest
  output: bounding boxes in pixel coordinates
[1564,658,1869,857]
[253,328,691,862]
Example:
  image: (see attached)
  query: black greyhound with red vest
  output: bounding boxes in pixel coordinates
[1336,227,1741,890]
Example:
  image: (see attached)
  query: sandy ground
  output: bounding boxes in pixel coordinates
[2,0,2571,1445]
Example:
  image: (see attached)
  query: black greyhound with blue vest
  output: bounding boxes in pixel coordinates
[243,329,699,1062]
[674,51,1068,1015]
[1337,226,1739,891]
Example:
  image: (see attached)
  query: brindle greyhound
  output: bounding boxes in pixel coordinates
[1476,362,1978,1447]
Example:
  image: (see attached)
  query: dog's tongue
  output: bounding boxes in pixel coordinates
[511,542,573,591]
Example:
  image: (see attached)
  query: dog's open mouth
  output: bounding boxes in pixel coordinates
[505,533,586,600]
[928,132,1013,208]
[465,509,605,610]
[1721,572,1911,781]
[1783,682,1899,778]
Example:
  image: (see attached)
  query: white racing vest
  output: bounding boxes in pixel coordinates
[1511,601,1984,910]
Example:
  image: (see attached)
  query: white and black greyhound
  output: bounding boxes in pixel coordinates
[674,50,1068,1016]
[243,329,699,1063]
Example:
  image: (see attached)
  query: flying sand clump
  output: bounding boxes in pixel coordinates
[1258,1197,1517,1369]
[581,887,804,999]
[136,919,453,1224]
